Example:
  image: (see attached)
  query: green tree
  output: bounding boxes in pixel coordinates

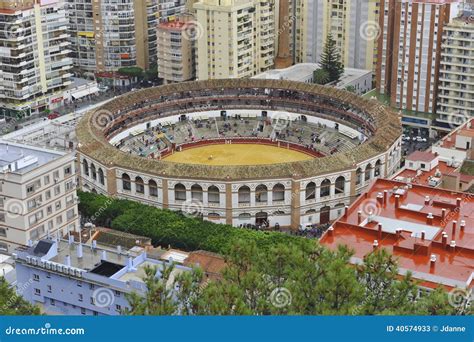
[345,85,357,93]
[125,263,203,315]
[0,277,40,315]
[117,67,144,79]
[319,34,344,83]
[313,68,330,85]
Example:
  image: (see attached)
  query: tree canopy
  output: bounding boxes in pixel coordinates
[0,277,40,315]
[319,34,344,83]
[124,240,469,316]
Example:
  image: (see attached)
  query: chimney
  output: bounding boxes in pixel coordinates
[357,210,362,224]
[376,192,383,205]
[421,230,425,241]
[441,208,446,220]
[430,254,436,270]
[117,245,122,254]
[395,195,400,208]
[424,196,430,205]
[383,190,388,203]
[441,233,448,249]
[378,223,383,239]
[68,234,74,245]
[450,240,456,252]
[127,256,134,270]
[101,250,107,261]
[460,220,466,231]
[396,229,401,240]
[452,220,457,235]
[344,205,349,218]
[77,244,83,259]
[64,255,71,267]
[327,226,334,236]
[92,240,97,250]
[373,240,379,250]
[426,213,433,225]
[456,197,462,207]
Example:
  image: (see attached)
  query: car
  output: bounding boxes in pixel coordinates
[98,85,109,93]
[47,112,60,120]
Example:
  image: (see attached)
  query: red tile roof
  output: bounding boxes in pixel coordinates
[405,151,437,163]
[320,178,474,290]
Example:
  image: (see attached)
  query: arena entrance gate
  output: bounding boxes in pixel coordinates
[320,206,331,225]
[256,212,268,227]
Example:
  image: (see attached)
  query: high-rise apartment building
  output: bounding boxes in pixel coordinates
[0,141,80,254]
[376,0,460,113]
[437,10,474,126]
[301,0,381,71]
[0,0,73,117]
[66,0,159,74]
[157,19,196,83]
[193,0,275,80]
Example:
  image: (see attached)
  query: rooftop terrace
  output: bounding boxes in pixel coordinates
[320,178,474,290]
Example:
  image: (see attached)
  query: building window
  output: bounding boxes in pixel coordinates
[50,298,55,306]
[255,184,268,203]
[320,179,331,198]
[122,173,131,191]
[81,308,86,315]
[272,184,285,202]
[238,185,251,204]
[335,176,345,194]
[78,294,83,302]
[47,285,52,293]
[174,183,186,201]
[191,184,203,202]
[98,168,105,185]
[0,228,6,237]
[34,288,41,296]
[208,186,220,204]
[33,274,39,281]
[135,177,145,194]
[64,165,72,175]
[149,180,158,197]
[305,182,316,200]
[115,304,121,312]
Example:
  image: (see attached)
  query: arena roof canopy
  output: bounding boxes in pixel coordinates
[76,79,402,180]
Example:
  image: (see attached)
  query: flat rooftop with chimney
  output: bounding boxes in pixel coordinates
[320,178,474,291]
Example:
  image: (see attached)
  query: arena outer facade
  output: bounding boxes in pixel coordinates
[76,79,403,229]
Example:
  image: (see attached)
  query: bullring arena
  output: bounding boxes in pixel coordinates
[77,79,402,229]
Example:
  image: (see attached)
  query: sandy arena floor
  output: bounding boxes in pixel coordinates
[162,143,314,165]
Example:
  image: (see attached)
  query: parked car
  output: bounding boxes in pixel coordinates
[47,112,60,120]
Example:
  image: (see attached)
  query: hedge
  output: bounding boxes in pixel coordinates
[78,191,308,255]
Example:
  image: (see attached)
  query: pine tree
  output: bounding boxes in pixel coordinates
[0,277,40,315]
[319,34,344,83]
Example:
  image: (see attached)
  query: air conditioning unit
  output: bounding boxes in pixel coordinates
[26,256,31,264]
[51,263,57,272]
[46,261,51,269]
[31,258,37,266]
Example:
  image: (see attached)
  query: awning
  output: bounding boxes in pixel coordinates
[71,86,99,100]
